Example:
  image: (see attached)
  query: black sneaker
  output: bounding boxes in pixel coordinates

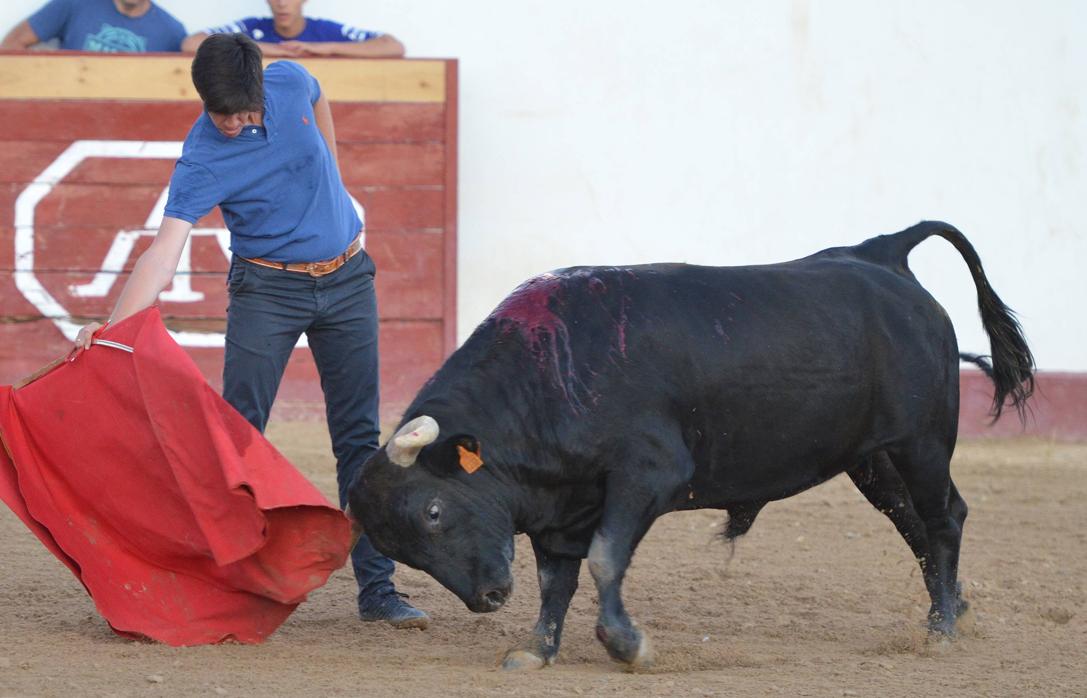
[358,591,430,630]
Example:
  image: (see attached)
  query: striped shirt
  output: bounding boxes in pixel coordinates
[203,17,382,44]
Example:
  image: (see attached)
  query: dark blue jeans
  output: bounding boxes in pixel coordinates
[223,249,395,604]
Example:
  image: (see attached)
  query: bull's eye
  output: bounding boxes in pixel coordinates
[426,502,441,523]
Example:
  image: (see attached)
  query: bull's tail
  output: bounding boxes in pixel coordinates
[959,352,995,380]
[856,221,1035,422]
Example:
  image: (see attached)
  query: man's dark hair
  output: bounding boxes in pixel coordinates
[191,33,264,114]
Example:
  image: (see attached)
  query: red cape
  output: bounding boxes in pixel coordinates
[0,308,351,645]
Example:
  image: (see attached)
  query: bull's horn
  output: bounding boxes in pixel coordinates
[387,415,440,467]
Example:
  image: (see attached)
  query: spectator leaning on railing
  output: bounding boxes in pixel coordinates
[0,0,185,52]
[182,0,404,58]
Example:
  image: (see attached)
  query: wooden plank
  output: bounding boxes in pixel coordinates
[0,55,446,103]
[0,228,444,320]
[0,101,445,143]
[0,101,203,142]
[0,141,73,184]
[442,61,460,357]
[0,224,227,271]
[0,318,65,384]
[351,187,445,232]
[62,157,179,186]
[0,318,444,366]
[0,183,225,230]
[0,271,439,323]
[294,58,447,104]
[238,320,444,421]
[0,269,230,320]
[367,231,445,319]
[0,270,39,317]
[330,103,446,143]
[0,192,443,260]
[0,144,445,189]
[339,143,446,186]
[0,55,198,101]
[0,317,443,424]
[0,226,11,266]
[0,203,445,267]
[0,143,184,186]
[374,320,445,414]
[2,183,188,228]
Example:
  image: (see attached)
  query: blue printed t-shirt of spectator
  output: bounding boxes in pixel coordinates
[203,17,382,44]
[163,62,363,263]
[28,0,185,52]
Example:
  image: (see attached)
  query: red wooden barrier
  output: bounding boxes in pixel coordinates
[959,371,1087,441]
[0,53,457,425]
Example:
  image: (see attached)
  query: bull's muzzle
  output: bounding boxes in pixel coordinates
[470,581,513,613]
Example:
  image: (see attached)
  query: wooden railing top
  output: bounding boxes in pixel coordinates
[0,52,449,103]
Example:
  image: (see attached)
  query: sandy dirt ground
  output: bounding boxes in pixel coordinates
[1,426,1084,697]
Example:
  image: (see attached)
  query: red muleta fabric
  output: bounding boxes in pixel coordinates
[0,308,351,645]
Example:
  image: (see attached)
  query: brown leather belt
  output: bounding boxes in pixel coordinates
[240,232,364,277]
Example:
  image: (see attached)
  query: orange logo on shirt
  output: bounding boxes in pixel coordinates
[302,115,310,125]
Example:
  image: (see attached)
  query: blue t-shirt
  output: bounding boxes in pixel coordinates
[204,17,382,44]
[28,0,185,52]
[164,62,362,263]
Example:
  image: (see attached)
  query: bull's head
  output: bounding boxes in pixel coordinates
[348,416,515,613]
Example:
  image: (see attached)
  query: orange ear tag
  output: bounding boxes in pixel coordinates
[457,445,484,474]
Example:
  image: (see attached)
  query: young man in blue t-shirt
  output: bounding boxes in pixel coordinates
[74,33,428,630]
[1,0,185,52]
[182,0,404,58]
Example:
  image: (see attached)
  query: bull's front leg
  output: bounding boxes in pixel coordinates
[502,538,581,670]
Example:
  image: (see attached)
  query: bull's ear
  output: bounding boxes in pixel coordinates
[449,435,484,474]
[343,505,364,547]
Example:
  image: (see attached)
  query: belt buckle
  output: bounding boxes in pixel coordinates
[308,260,337,277]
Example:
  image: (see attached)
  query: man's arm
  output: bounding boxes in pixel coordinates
[256,41,308,57]
[0,20,41,50]
[183,31,304,57]
[290,34,405,58]
[74,216,193,349]
[180,31,207,53]
[312,92,339,171]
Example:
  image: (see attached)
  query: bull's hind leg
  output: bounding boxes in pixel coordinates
[947,479,969,618]
[851,452,971,626]
[588,435,694,668]
[884,440,965,636]
[502,538,581,670]
[849,452,933,572]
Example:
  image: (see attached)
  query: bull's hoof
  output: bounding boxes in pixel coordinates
[595,624,654,669]
[627,632,654,671]
[925,632,954,654]
[501,649,549,670]
[926,611,957,640]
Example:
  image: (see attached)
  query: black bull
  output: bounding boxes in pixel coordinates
[349,221,1034,669]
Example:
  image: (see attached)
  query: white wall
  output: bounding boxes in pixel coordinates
[3,1,1084,370]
